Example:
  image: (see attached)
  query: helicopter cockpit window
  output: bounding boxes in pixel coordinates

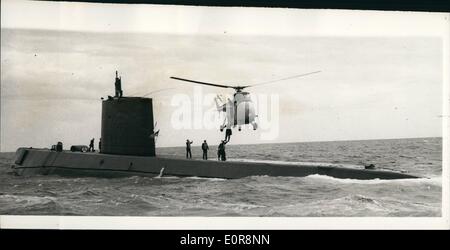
[235,92,251,102]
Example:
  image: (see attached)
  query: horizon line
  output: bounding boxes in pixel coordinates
[155,136,442,148]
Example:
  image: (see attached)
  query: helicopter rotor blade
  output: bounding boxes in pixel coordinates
[246,70,321,88]
[170,77,234,89]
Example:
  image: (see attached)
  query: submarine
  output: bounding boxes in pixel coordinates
[12,72,419,180]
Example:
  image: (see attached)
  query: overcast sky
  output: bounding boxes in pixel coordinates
[1,0,447,151]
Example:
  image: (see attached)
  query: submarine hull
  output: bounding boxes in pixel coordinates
[12,148,419,180]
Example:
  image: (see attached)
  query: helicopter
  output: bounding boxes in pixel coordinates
[170,70,320,132]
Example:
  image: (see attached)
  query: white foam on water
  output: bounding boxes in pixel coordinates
[210,201,267,211]
[304,174,442,186]
[185,176,226,181]
[154,176,180,179]
[0,194,55,206]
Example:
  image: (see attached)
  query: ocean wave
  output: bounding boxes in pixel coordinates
[74,190,99,197]
[0,194,64,215]
[0,194,56,204]
[268,195,393,216]
[205,201,267,211]
[242,174,441,188]
[185,176,226,181]
[304,174,442,186]
[154,176,180,179]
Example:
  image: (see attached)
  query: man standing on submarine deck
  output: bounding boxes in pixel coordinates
[114,71,123,98]
[201,140,209,160]
[186,139,193,159]
[89,138,95,152]
[218,140,228,161]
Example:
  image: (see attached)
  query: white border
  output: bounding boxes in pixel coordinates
[1,1,449,229]
[0,216,449,229]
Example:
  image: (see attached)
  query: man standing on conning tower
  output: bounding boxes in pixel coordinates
[115,70,123,98]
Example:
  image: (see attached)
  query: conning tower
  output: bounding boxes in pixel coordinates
[100,72,156,156]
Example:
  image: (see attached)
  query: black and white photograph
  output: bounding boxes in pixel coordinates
[0,0,448,229]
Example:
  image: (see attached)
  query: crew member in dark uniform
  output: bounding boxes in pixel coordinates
[98,138,102,152]
[201,140,209,160]
[115,71,123,98]
[186,139,193,159]
[218,140,228,161]
[89,138,95,152]
[217,142,222,161]
[225,128,232,142]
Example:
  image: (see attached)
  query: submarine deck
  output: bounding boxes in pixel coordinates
[12,148,420,180]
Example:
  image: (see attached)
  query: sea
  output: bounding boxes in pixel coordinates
[0,137,442,216]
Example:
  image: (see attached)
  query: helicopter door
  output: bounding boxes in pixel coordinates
[236,101,254,125]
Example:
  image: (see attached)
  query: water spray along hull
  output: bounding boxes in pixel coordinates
[12,148,419,180]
